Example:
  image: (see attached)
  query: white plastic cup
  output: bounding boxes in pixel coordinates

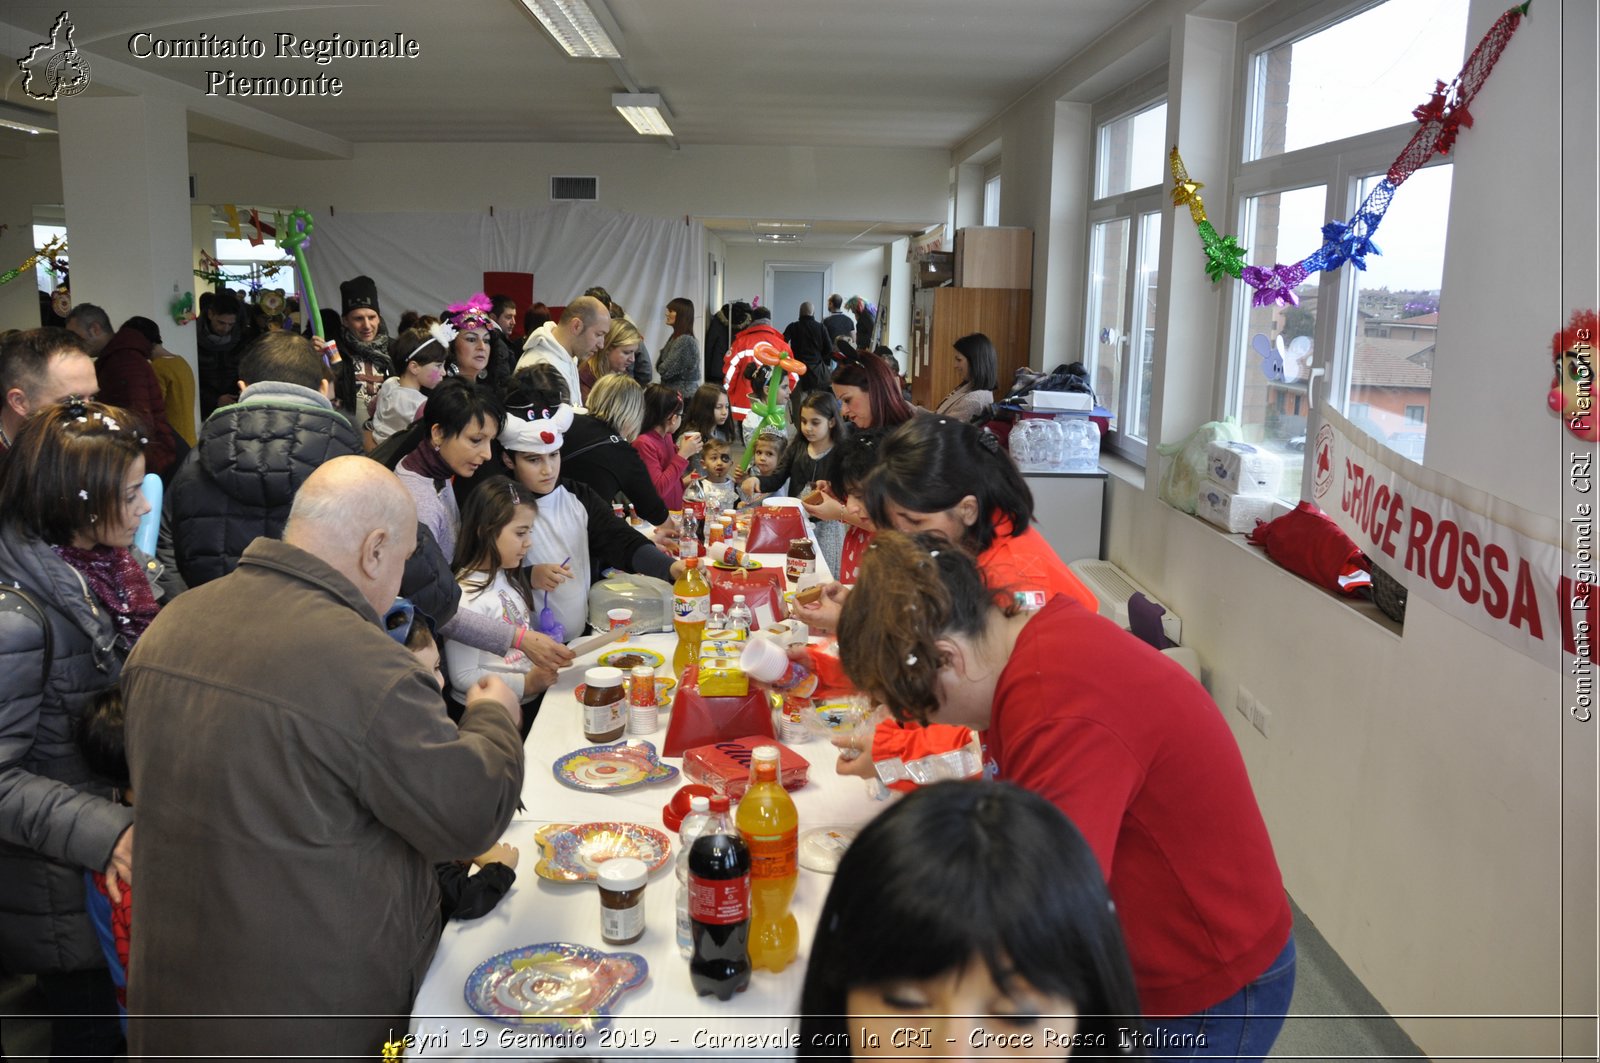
[739,636,790,684]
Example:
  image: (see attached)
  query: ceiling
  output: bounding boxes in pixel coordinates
[0,0,1142,244]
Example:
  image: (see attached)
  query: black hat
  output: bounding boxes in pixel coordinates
[340,275,380,317]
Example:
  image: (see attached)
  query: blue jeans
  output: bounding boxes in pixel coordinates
[1144,933,1297,1063]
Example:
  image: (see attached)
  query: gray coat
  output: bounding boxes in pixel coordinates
[0,526,138,974]
[122,538,524,1057]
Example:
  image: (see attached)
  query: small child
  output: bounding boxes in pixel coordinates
[78,687,133,1030]
[741,429,789,503]
[681,383,740,480]
[497,402,682,641]
[697,436,743,514]
[443,476,556,704]
[405,622,520,924]
[371,326,448,444]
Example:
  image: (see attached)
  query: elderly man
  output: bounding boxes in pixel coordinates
[122,456,524,1057]
[0,327,98,458]
[515,294,610,404]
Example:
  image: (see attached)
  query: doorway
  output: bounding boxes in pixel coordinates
[764,262,832,330]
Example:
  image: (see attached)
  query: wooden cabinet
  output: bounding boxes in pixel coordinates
[954,226,1033,288]
[909,287,1031,410]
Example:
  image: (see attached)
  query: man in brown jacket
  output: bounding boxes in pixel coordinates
[122,456,525,1057]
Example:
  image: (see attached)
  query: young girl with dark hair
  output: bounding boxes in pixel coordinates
[681,382,740,445]
[443,476,555,703]
[798,780,1144,1058]
[866,415,1097,612]
[631,384,700,510]
[837,532,1297,1062]
[371,326,448,444]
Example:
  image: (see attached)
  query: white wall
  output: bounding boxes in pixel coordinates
[1073,2,1596,1058]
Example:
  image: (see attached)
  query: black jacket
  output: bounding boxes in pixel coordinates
[783,314,834,389]
[163,388,458,626]
[559,414,670,525]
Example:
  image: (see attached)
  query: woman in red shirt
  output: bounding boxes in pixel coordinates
[868,414,1097,613]
[838,531,1296,1063]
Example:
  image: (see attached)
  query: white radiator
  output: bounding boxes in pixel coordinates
[1068,560,1183,646]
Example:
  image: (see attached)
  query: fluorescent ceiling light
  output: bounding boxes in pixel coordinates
[0,103,56,135]
[612,93,673,136]
[758,233,802,243]
[519,0,621,58]
[754,221,811,231]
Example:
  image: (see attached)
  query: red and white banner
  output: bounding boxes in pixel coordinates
[1310,406,1588,672]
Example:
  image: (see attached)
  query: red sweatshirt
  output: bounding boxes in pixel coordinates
[986,595,1291,1016]
[978,517,1098,612]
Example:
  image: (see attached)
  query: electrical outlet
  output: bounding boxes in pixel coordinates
[1235,686,1255,722]
[1252,699,1272,737]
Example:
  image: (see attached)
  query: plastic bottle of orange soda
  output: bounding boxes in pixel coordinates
[672,557,710,679]
[735,745,798,971]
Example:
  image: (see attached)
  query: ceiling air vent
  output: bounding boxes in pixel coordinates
[550,175,598,201]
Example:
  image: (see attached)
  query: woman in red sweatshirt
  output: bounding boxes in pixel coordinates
[838,531,1296,1063]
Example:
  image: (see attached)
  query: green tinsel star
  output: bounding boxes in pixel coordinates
[1197,223,1246,282]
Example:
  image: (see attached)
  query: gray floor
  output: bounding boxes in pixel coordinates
[0,895,1424,1060]
[1274,899,1429,1061]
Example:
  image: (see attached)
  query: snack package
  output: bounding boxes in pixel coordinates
[682,737,810,799]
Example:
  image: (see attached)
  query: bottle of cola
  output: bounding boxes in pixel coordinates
[688,793,751,999]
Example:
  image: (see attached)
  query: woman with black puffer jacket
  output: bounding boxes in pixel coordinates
[0,400,160,1060]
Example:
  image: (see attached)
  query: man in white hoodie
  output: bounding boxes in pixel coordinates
[513,295,610,404]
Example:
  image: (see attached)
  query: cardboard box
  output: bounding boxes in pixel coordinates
[1206,441,1283,497]
[1025,390,1094,412]
[1196,483,1278,534]
[683,737,810,799]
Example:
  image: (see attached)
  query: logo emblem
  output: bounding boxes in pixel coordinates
[1312,423,1335,500]
[19,12,93,101]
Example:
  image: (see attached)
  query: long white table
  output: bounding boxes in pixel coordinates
[408,523,879,1058]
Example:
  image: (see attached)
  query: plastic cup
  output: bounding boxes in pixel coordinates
[608,608,633,643]
[739,635,790,684]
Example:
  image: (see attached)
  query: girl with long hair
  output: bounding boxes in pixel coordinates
[830,345,916,430]
[443,476,554,703]
[798,780,1144,1059]
[631,384,701,511]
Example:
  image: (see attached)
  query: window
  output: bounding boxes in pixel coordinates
[982,173,1001,227]
[1084,99,1167,464]
[33,223,66,295]
[1225,0,1465,494]
[214,235,299,299]
[1245,0,1470,160]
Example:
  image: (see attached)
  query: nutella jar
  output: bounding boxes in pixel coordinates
[786,538,817,582]
[597,857,648,944]
[581,667,626,742]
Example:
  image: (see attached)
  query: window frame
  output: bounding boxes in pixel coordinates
[1220,0,1459,493]
[1083,89,1169,467]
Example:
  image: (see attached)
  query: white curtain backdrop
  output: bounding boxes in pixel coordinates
[305,202,705,355]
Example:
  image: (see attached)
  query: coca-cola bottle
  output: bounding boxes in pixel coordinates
[688,793,751,999]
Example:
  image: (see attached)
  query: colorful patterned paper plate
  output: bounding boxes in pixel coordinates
[552,739,679,793]
[463,942,647,1031]
[597,647,666,670]
[533,822,673,883]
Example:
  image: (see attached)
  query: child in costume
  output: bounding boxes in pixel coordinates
[371,325,448,444]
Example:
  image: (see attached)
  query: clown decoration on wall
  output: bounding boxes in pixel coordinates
[1550,309,1597,442]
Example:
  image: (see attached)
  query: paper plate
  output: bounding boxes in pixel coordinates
[553,739,679,793]
[597,647,666,670]
[798,826,858,874]
[463,942,647,1030]
[533,822,673,883]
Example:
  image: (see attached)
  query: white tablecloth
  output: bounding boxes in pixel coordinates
[408,532,877,1058]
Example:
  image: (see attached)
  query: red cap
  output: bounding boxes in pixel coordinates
[709,794,731,813]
